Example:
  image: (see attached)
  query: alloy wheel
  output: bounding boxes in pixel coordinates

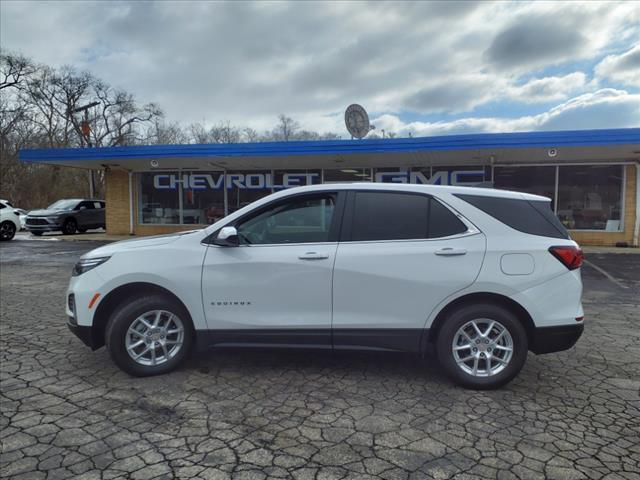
[451,318,514,377]
[63,219,76,234]
[125,310,185,366]
[0,222,16,240]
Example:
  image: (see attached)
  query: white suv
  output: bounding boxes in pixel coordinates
[0,199,20,241]
[66,184,584,389]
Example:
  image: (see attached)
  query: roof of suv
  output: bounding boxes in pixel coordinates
[283,183,550,202]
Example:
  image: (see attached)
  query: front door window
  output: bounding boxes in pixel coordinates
[236,195,336,245]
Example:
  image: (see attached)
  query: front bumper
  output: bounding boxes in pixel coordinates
[25,222,62,232]
[67,317,100,349]
[530,323,584,354]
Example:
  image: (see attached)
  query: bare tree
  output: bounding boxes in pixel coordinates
[0,51,35,91]
[148,119,188,145]
[0,52,162,208]
[242,127,259,142]
[188,122,210,144]
[188,121,240,144]
[271,114,300,141]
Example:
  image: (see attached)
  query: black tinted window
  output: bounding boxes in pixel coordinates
[352,192,428,241]
[455,194,569,239]
[350,192,466,241]
[78,201,95,210]
[429,199,468,237]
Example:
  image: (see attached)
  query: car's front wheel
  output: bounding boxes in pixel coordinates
[436,303,527,390]
[62,218,77,235]
[0,221,16,241]
[105,295,194,376]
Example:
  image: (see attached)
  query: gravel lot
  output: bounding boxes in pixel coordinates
[1,238,639,480]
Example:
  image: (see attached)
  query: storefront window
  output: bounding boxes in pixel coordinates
[137,165,625,231]
[431,166,491,186]
[323,168,372,183]
[139,172,181,224]
[272,170,322,191]
[406,166,490,186]
[227,170,273,214]
[374,168,411,183]
[557,165,623,231]
[494,166,556,205]
[182,171,225,225]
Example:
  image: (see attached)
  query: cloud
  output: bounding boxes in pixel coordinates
[508,72,587,103]
[595,44,640,88]
[402,75,499,113]
[485,16,586,70]
[483,2,639,73]
[1,0,638,135]
[372,89,640,136]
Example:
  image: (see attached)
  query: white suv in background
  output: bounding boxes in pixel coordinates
[66,184,584,389]
[0,199,20,241]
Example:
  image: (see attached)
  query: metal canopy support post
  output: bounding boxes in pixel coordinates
[634,164,640,247]
[128,171,134,235]
[223,169,228,216]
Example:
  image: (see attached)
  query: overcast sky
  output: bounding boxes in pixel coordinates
[2,0,639,137]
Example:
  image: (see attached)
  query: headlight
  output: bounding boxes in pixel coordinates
[72,256,111,276]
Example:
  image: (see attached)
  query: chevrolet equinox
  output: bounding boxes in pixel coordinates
[66,184,584,389]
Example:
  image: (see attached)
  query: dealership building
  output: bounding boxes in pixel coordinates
[20,128,640,246]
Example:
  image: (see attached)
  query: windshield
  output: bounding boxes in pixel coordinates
[47,199,79,211]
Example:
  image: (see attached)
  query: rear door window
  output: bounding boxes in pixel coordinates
[455,194,569,239]
[351,192,429,241]
[349,192,467,241]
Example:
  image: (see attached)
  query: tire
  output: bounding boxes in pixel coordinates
[0,221,16,241]
[105,295,194,377]
[436,303,527,390]
[31,231,43,236]
[62,218,77,235]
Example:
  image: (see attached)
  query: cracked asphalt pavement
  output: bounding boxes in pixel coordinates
[1,238,639,479]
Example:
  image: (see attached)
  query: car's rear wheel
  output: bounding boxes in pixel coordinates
[0,221,16,241]
[436,303,527,389]
[62,218,77,235]
[105,295,194,376]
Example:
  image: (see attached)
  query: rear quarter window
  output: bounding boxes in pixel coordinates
[455,194,569,239]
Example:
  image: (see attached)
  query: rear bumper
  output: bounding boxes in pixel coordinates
[530,323,584,354]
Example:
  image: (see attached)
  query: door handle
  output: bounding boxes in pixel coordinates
[298,252,329,260]
[435,248,467,256]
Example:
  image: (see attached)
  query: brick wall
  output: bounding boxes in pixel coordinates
[571,164,637,247]
[105,169,132,235]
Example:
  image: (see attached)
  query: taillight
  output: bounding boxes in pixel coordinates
[549,246,583,270]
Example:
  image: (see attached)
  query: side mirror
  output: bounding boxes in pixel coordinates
[79,206,87,211]
[214,226,239,247]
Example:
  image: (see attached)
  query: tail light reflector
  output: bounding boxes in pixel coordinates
[549,246,583,270]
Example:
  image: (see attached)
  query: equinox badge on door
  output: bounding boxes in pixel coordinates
[211,300,252,306]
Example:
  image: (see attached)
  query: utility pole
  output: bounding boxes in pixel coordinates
[69,101,100,197]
